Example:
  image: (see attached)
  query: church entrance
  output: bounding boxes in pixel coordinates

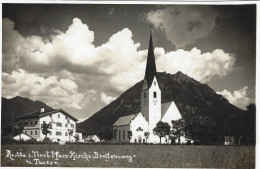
[138,137,142,143]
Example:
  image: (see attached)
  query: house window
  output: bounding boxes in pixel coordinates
[25,131,27,134]
[58,114,60,118]
[56,131,62,136]
[119,130,121,141]
[50,114,52,117]
[65,116,68,119]
[71,124,74,128]
[65,124,68,127]
[153,92,157,98]
[154,81,156,86]
[123,130,125,139]
[31,121,33,125]
[65,132,68,136]
[24,122,28,126]
[134,139,137,143]
[49,131,52,135]
[35,131,37,135]
[31,131,33,135]
[35,121,38,125]
[144,92,146,98]
[56,122,62,127]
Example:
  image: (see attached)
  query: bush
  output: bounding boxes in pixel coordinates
[186,140,192,145]
[25,139,38,144]
[42,137,52,143]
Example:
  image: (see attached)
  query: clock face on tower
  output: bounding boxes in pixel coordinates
[153,99,157,105]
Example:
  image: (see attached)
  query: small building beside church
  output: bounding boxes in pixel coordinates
[84,135,100,143]
[112,29,187,144]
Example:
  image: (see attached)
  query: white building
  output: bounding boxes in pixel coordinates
[16,108,82,142]
[84,135,100,143]
[13,133,33,141]
[113,30,187,144]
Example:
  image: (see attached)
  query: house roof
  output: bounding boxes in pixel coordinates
[16,109,78,121]
[144,29,157,88]
[113,114,136,126]
[13,132,33,139]
[161,101,172,118]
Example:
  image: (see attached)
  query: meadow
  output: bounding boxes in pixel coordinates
[1,143,255,168]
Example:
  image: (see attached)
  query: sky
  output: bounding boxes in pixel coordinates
[2,3,256,122]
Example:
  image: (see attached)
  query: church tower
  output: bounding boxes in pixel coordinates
[141,27,161,142]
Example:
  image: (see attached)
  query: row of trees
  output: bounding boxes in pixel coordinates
[148,104,256,145]
[153,119,186,144]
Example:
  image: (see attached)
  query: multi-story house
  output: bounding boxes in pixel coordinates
[16,108,82,142]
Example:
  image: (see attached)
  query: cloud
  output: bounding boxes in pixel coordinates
[145,6,218,48]
[217,86,250,110]
[2,69,95,110]
[2,17,237,119]
[77,117,89,123]
[100,92,117,105]
[2,18,144,93]
[155,47,236,82]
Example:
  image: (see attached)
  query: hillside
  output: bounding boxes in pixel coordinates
[1,96,52,131]
[77,71,244,136]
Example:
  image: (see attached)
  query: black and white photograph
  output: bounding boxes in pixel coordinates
[1,1,258,168]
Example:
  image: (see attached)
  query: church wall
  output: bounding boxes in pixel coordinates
[130,113,149,143]
[148,77,161,133]
[112,125,130,143]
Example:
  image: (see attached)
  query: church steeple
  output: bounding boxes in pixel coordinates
[144,26,157,88]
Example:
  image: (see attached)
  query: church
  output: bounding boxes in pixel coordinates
[112,29,184,144]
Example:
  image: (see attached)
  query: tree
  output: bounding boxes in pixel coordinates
[186,115,215,144]
[12,122,24,141]
[98,128,113,141]
[68,129,74,142]
[41,121,51,138]
[234,103,256,145]
[245,104,256,145]
[153,121,170,144]
[171,118,185,143]
[127,131,132,142]
[144,132,149,143]
[74,134,80,142]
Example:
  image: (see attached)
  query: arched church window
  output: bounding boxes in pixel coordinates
[136,127,143,131]
[153,92,157,98]
[154,81,156,86]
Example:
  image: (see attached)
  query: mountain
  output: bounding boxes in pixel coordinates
[1,96,52,131]
[77,71,244,136]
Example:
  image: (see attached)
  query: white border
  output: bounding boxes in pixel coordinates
[0,1,259,169]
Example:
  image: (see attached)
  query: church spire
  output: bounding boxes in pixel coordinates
[144,26,157,88]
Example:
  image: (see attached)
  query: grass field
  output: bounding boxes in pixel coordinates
[1,143,255,168]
